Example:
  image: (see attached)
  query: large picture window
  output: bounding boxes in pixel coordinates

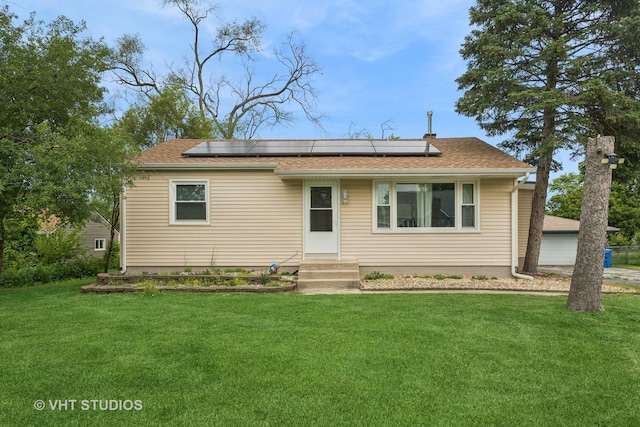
[374,181,477,231]
[170,180,209,224]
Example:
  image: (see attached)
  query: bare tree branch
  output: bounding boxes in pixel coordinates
[111,0,323,140]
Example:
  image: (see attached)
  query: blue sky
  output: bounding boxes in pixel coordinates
[6,0,579,180]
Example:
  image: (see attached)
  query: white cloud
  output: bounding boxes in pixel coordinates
[210,0,473,62]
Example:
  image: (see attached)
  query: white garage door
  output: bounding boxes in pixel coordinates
[539,233,578,266]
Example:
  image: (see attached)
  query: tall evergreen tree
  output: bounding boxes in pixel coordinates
[456,0,640,273]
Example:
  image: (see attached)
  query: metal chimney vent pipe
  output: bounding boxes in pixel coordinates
[423,111,436,138]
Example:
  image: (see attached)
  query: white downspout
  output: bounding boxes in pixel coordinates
[120,185,127,274]
[511,173,533,280]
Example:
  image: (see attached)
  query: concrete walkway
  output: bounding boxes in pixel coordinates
[540,266,640,287]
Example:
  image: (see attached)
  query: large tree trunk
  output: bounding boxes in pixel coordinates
[522,148,553,273]
[566,136,614,312]
[523,56,558,274]
[0,217,5,274]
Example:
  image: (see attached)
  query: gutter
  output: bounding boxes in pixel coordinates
[138,163,278,171]
[275,167,536,179]
[511,173,534,280]
[120,185,127,274]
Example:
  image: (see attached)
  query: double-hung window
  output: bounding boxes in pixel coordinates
[376,183,391,228]
[170,179,210,224]
[461,183,476,227]
[94,238,106,251]
[374,181,478,231]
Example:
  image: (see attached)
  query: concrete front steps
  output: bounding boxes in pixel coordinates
[297,259,361,290]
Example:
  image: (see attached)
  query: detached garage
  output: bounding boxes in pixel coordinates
[539,215,619,266]
[539,215,580,266]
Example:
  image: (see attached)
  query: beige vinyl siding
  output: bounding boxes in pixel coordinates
[125,170,302,270]
[517,188,533,260]
[341,178,513,267]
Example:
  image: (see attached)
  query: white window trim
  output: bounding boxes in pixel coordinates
[372,179,480,233]
[169,179,210,225]
[94,238,106,251]
[460,181,479,229]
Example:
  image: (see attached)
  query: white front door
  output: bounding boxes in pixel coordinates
[304,182,339,256]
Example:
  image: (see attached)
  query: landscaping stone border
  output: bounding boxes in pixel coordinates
[82,283,297,294]
[87,272,298,293]
[96,272,294,286]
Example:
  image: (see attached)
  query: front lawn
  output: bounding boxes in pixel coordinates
[1,279,639,426]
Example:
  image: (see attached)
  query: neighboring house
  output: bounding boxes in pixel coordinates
[518,183,619,266]
[82,212,121,258]
[121,137,536,277]
[40,211,120,258]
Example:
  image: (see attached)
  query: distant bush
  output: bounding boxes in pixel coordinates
[0,257,102,288]
[363,271,394,280]
[35,227,85,265]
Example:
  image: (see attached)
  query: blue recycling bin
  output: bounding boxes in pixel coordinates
[604,248,612,268]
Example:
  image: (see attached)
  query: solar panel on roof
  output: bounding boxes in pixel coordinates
[247,140,314,155]
[181,140,442,157]
[312,140,376,154]
[184,140,256,156]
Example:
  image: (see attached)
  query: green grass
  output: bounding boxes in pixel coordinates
[613,264,640,271]
[1,279,639,426]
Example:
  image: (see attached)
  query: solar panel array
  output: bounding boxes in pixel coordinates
[182,140,442,157]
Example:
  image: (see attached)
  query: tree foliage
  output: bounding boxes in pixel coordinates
[111,0,323,141]
[456,0,640,273]
[546,172,583,220]
[548,170,640,245]
[0,7,114,272]
[117,85,215,150]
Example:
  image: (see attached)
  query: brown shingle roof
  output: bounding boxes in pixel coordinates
[136,138,534,174]
[544,215,620,233]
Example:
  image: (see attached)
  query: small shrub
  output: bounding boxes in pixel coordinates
[259,271,271,285]
[447,275,463,280]
[34,227,85,265]
[434,274,446,280]
[364,271,394,280]
[228,277,247,286]
[472,275,488,281]
[224,267,249,274]
[141,280,157,297]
